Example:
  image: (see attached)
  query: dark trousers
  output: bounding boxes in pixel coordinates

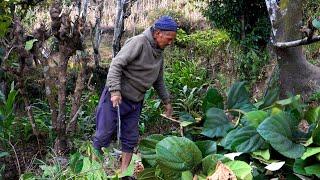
[92,87,143,153]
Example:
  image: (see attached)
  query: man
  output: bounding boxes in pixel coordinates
[92,15,178,173]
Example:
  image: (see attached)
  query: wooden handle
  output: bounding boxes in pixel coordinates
[160,114,180,123]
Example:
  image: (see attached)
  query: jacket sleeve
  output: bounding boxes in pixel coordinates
[153,60,171,104]
[106,37,143,93]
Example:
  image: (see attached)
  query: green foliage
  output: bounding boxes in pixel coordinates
[202,88,224,112]
[174,86,203,116]
[309,90,320,102]
[221,126,265,153]
[257,112,305,158]
[241,110,268,128]
[204,0,270,44]
[204,0,271,83]
[148,8,191,31]
[139,81,320,179]
[21,141,142,179]
[304,0,320,20]
[165,54,208,92]
[176,29,230,58]
[0,0,13,37]
[156,136,202,171]
[201,108,233,138]
[139,134,165,167]
[227,81,255,112]
[163,48,210,116]
[25,39,38,51]
[0,82,18,143]
[195,140,217,157]
[201,154,230,176]
[140,89,162,124]
[235,48,270,82]
[225,161,253,180]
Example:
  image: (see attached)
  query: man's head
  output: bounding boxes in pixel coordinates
[152,16,178,49]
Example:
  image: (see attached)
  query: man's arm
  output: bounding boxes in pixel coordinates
[107,37,143,106]
[153,61,173,117]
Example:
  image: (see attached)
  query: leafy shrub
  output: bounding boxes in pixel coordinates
[139,81,320,179]
[147,8,191,32]
[176,29,230,59]
[0,82,18,147]
[235,48,269,82]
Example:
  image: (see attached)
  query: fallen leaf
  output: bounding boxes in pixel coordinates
[207,161,237,180]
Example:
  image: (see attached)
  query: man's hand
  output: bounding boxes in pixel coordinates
[111,94,122,107]
[164,103,173,118]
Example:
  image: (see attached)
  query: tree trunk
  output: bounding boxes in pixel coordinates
[113,0,126,57]
[92,0,105,67]
[67,53,89,134]
[54,45,69,155]
[112,0,137,57]
[265,0,320,98]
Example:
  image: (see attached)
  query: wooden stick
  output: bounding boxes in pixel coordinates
[160,114,180,123]
[160,114,184,136]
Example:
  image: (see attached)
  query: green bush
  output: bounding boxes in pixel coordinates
[139,81,320,179]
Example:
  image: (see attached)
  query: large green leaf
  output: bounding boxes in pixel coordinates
[139,134,165,167]
[312,18,320,29]
[305,107,320,124]
[221,126,265,153]
[242,110,268,128]
[181,171,193,180]
[137,168,157,180]
[179,112,196,122]
[225,161,252,180]
[69,152,83,174]
[201,108,233,138]
[293,159,308,175]
[195,140,217,157]
[226,81,255,112]
[201,154,230,176]
[251,149,270,160]
[257,112,305,158]
[294,158,320,177]
[81,157,107,180]
[313,121,320,146]
[157,165,182,180]
[202,88,224,112]
[4,83,18,116]
[257,86,280,109]
[156,136,202,171]
[275,95,300,106]
[301,147,320,160]
[179,112,196,127]
[305,164,320,177]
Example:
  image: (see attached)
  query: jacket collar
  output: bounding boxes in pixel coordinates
[142,27,163,57]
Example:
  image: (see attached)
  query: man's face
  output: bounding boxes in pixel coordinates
[154,30,177,49]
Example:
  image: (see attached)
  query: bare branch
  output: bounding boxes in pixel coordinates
[3,46,18,62]
[274,35,320,48]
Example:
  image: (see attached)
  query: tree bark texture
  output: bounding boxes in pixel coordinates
[92,0,105,66]
[265,0,320,98]
[67,53,89,134]
[112,0,137,57]
[49,0,89,154]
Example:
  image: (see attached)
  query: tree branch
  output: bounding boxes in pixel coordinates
[274,35,320,48]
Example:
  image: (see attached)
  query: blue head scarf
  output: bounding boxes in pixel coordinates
[154,15,178,32]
